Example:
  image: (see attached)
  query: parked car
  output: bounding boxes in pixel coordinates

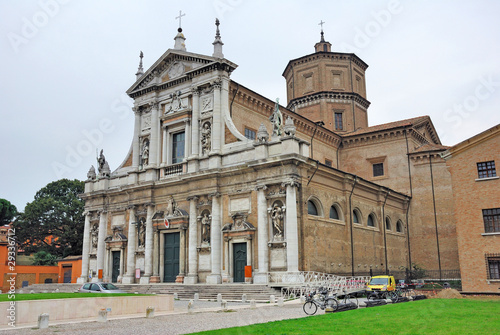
[79,282,125,293]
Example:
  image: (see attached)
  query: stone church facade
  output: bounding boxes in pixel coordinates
[78,21,459,285]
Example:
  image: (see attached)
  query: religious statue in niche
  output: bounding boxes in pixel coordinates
[141,139,150,167]
[91,223,99,250]
[201,211,211,244]
[201,122,211,155]
[271,201,284,240]
[137,218,146,248]
[269,98,283,136]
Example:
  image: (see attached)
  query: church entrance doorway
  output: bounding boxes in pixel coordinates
[163,232,180,282]
[233,243,247,283]
[111,251,120,283]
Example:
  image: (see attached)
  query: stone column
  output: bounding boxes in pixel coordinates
[151,228,160,283]
[132,108,141,168]
[207,193,222,284]
[176,226,187,283]
[78,212,92,283]
[185,196,199,284]
[149,100,159,167]
[159,232,165,282]
[122,205,136,284]
[222,237,230,282]
[285,181,299,273]
[185,119,191,159]
[254,185,269,284]
[94,210,107,282]
[141,204,154,284]
[211,81,222,154]
[119,247,125,281]
[191,88,200,157]
[162,126,168,165]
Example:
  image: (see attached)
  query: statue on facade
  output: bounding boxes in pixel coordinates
[87,165,96,180]
[271,204,284,239]
[141,140,149,166]
[257,123,269,143]
[97,149,111,178]
[201,212,211,243]
[269,98,283,136]
[201,122,211,155]
[91,223,99,250]
[138,219,146,248]
[165,195,182,217]
[283,116,296,137]
[166,90,185,114]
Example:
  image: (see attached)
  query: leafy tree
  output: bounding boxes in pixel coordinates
[32,250,57,265]
[13,179,85,258]
[0,198,18,225]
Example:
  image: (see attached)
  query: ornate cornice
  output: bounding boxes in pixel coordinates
[288,91,371,110]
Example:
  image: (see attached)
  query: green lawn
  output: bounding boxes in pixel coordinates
[0,292,150,301]
[193,299,500,335]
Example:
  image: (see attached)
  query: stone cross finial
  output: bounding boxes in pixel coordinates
[176,10,186,29]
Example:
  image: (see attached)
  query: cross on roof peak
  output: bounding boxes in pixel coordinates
[318,20,325,32]
[176,10,186,29]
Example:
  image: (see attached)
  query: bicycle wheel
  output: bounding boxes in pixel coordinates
[303,301,318,315]
[345,294,358,307]
[385,291,398,301]
[325,298,339,311]
[367,292,378,301]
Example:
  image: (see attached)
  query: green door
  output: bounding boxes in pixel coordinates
[233,243,247,283]
[112,251,120,283]
[164,233,180,282]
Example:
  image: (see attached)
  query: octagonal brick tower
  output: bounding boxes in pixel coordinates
[282,30,370,133]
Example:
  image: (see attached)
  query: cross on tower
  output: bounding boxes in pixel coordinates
[318,20,325,32]
[176,10,186,28]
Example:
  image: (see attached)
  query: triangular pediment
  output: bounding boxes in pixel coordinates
[127,49,237,97]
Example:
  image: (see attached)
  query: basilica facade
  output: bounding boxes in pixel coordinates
[78,21,458,285]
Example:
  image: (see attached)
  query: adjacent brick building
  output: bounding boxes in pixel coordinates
[442,125,500,292]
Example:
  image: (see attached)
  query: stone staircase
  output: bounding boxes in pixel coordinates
[19,283,281,302]
[118,284,281,302]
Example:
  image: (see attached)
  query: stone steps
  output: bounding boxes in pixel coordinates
[19,283,281,302]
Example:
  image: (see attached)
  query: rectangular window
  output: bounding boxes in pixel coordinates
[477,161,496,179]
[486,255,500,279]
[373,163,384,177]
[244,128,256,140]
[334,112,343,130]
[172,132,185,164]
[325,159,332,167]
[483,208,500,233]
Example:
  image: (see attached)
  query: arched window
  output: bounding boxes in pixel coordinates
[385,217,391,231]
[352,209,360,224]
[308,200,318,216]
[330,205,339,220]
[396,220,403,233]
[367,213,376,227]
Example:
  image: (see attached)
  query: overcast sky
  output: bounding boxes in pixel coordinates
[1,0,499,212]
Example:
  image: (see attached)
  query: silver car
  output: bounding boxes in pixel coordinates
[79,282,125,293]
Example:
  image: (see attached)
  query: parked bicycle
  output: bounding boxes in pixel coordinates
[332,290,359,309]
[303,288,338,315]
[395,283,417,300]
[367,285,398,301]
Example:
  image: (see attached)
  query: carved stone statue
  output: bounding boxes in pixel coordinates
[138,219,146,248]
[97,149,106,172]
[283,116,296,136]
[269,98,283,136]
[271,204,284,239]
[97,149,111,178]
[257,123,269,143]
[91,223,99,250]
[201,212,211,243]
[201,122,211,155]
[166,90,185,114]
[165,196,182,217]
[141,140,149,166]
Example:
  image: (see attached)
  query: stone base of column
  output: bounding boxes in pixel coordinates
[208,154,221,169]
[77,276,87,284]
[206,274,222,284]
[253,273,268,284]
[150,276,161,283]
[175,275,185,283]
[184,275,198,284]
[187,158,199,173]
[121,275,135,284]
[139,276,151,284]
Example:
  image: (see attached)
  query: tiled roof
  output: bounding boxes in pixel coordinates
[343,116,430,137]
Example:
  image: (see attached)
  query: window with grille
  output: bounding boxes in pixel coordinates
[483,208,500,233]
[244,128,256,140]
[373,163,384,177]
[477,161,496,179]
[486,255,500,280]
[325,159,332,167]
